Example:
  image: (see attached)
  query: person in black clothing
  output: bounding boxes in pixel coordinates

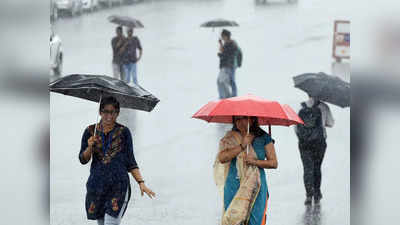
[79,96,155,225]
[217,29,239,99]
[295,96,334,205]
[111,26,125,80]
[120,28,143,85]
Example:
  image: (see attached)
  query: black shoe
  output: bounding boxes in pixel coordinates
[304,196,312,205]
[314,194,323,204]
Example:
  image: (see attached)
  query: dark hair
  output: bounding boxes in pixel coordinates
[116,26,122,32]
[221,29,231,39]
[232,116,267,138]
[100,96,120,113]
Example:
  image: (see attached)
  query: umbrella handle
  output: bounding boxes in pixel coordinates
[247,118,249,154]
[94,94,103,137]
[269,124,271,136]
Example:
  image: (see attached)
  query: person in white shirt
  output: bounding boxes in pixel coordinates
[50,32,63,78]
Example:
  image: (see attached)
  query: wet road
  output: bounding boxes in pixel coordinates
[50,0,350,224]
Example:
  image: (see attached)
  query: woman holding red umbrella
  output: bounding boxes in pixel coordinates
[215,116,278,225]
[193,94,303,225]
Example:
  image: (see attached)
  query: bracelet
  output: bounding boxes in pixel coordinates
[137,180,145,184]
[86,146,93,153]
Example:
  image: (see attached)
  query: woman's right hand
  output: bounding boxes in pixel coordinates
[139,183,156,199]
[242,134,254,146]
[88,136,99,148]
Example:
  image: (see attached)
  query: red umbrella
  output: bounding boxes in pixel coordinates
[192,94,303,135]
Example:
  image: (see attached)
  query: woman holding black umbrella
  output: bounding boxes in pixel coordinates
[79,96,155,225]
[295,96,335,205]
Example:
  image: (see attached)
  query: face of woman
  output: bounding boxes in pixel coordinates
[100,104,118,126]
[235,116,250,132]
[221,35,229,42]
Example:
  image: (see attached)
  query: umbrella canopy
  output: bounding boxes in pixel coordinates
[192,94,303,126]
[293,72,350,108]
[108,15,144,28]
[200,18,239,28]
[49,74,159,112]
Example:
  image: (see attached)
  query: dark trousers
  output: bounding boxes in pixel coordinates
[299,139,327,197]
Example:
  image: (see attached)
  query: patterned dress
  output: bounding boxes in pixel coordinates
[79,123,138,220]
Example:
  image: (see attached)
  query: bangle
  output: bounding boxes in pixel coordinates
[137,180,144,184]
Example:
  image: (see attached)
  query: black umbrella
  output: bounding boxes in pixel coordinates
[200,18,239,28]
[108,15,144,28]
[49,74,160,135]
[293,72,350,108]
[49,74,159,112]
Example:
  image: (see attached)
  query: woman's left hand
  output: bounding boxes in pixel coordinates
[139,183,156,199]
[244,154,258,166]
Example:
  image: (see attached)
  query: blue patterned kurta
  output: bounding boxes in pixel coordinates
[79,123,138,220]
[224,133,273,225]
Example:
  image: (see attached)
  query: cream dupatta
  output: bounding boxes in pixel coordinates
[214,131,261,225]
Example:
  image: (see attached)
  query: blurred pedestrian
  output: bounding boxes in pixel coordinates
[120,27,143,85]
[215,116,278,225]
[111,26,126,80]
[295,96,334,205]
[79,96,155,225]
[217,29,240,99]
[231,39,243,97]
[50,31,63,78]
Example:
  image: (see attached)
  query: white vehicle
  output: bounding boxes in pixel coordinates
[50,34,63,78]
[55,0,83,16]
[82,0,99,12]
[99,0,123,8]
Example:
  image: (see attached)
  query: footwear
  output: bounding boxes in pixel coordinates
[314,193,323,204]
[304,196,312,205]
